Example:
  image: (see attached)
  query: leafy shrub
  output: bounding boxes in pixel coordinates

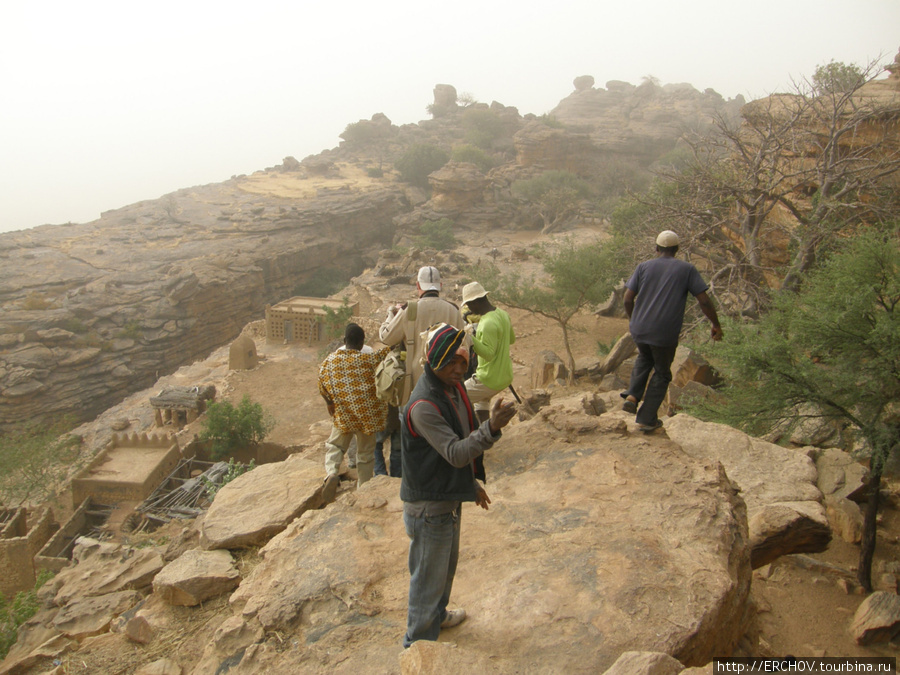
[415,219,458,251]
[461,108,504,149]
[321,297,355,341]
[596,337,619,356]
[538,114,564,128]
[340,121,378,147]
[199,396,274,460]
[451,145,495,173]
[395,145,449,189]
[457,91,477,107]
[0,570,54,659]
[366,167,384,178]
[118,320,142,340]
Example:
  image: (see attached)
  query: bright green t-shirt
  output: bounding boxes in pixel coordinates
[472,308,515,391]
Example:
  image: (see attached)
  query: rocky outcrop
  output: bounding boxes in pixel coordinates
[513,121,598,174]
[48,539,163,605]
[663,416,831,567]
[51,590,142,640]
[601,651,685,675]
[813,447,869,501]
[6,392,854,673]
[550,78,744,166]
[228,403,751,672]
[427,161,488,211]
[0,179,405,429]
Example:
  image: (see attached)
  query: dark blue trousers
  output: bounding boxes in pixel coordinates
[623,342,678,426]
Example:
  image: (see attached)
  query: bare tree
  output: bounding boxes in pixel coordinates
[623,57,900,311]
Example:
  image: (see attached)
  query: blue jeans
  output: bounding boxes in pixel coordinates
[402,507,460,647]
[623,342,678,425]
[374,428,401,477]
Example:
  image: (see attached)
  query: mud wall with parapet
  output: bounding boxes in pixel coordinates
[70,433,181,508]
[0,507,55,597]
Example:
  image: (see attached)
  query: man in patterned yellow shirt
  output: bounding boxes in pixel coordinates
[318,323,390,502]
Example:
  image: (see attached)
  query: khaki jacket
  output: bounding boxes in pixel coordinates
[379,295,463,401]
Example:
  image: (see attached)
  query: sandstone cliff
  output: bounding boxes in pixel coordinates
[0,172,404,428]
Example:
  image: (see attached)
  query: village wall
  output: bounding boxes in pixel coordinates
[0,507,55,597]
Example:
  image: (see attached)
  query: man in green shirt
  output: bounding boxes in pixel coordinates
[460,282,516,423]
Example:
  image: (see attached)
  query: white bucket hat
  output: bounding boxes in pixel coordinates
[461,281,488,305]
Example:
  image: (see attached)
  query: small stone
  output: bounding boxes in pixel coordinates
[850,591,900,644]
[125,615,154,644]
[134,658,183,675]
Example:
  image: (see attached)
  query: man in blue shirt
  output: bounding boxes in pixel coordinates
[621,230,723,432]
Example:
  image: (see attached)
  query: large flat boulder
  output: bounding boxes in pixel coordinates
[51,590,142,640]
[813,447,869,501]
[50,539,164,606]
[664,415,830,567]
[200,453,326,550]
[152,549,241,606]
[224,400,750,673]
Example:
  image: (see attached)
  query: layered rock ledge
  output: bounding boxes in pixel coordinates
[0,177,404,428]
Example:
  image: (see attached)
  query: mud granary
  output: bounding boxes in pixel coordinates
[265,296,359,345]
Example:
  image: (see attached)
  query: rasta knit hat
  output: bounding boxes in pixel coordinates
[424,323,466,371]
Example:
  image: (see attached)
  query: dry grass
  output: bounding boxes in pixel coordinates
[236,162,389,200]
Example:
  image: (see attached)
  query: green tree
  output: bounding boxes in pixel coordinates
[697,229,900,590]
[461,108,504,149]
[199,395,275,460]
[0,419,81,508]
[321,297,354,341]
[395,144,449,189]
[512,171,593,235]
[201,458,256,500]
[812,60,864,95]
[472,238,628,382]
[1,570,54,659]
[451,144,495,173]
[415,219,458,251]
[340,116,393,169]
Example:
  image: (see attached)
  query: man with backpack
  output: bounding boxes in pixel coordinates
[378,266,464,405]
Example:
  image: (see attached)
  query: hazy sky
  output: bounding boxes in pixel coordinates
[1,0,897,234]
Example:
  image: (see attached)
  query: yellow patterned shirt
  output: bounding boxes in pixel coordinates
[318,346,390,434]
